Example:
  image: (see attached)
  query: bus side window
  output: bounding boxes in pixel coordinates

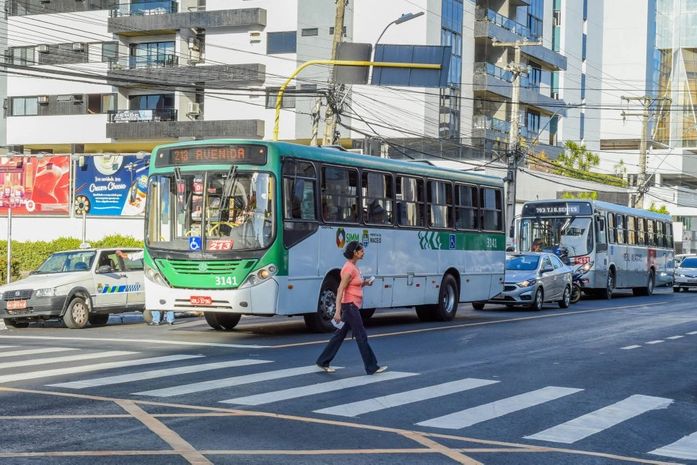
[607,213,616,244]
[596,217,607,251]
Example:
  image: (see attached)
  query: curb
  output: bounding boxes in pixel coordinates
[0,319,6,331]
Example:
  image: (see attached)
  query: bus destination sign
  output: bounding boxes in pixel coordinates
[157,145,268,167]
[522,202,593,216]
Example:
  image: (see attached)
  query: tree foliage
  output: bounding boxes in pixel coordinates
[648,202,670,215]
[561,191,599,200]
[551,141,627,187]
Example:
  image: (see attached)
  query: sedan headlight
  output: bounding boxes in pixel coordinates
[516,279,537,288]
[241,264,278,288]
[678,273,687,278]
[35,287,59,297]
[144,263,170,288]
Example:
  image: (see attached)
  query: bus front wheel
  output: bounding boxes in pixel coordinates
[205,312,241,331]
[305,276,338,333]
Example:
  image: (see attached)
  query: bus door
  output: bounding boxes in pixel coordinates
[594,213,608,276]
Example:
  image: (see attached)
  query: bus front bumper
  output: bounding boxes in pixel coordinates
[145,278,279,315]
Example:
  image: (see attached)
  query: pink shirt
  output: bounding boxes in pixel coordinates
[340,261,363,308]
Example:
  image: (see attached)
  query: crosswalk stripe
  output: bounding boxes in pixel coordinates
[666,335,684,340]
[0,347,78,358]
[135,365,334,398]
[49,359,273,389]
[222,371,417,406]
[416,386,583,430]
[525,394,673,444]
[314,378,499,418]
[650,431,697,460]
[0,351,135,369]
[0,354,201,384]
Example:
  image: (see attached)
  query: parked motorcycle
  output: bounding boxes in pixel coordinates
[570,262,592,304]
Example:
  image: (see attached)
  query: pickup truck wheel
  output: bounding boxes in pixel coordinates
[88,313,109,326]
[4,318,29,328]
[63,297,89,329]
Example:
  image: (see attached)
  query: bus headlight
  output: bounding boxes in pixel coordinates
[580,261,594,273]
[242,264,278,287]
[144,263,170,288]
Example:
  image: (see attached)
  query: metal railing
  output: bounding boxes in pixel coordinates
[476,62,513,82]
[111,0,177,17]
[108,54,178,70]
[108,108,177,123]
[478,8,541,41]
[473,115,511,133]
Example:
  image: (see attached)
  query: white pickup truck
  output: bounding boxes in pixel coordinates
[0,248,144,329]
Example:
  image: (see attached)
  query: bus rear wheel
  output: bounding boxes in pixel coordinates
[205,312,241,331]
[633,271,655,296]
[305,276,339,333]
[415,274,459,321]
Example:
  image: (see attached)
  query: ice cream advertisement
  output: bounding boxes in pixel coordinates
[74,154,149,216]
[0,155,71,216]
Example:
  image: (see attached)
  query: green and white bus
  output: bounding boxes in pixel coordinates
[144,140,506,332]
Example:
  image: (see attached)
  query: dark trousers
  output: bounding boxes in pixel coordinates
[316,303,379,374]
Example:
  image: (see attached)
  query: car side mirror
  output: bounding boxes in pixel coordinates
[96,265,113,274]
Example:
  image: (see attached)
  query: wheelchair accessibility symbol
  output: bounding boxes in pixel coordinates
[189,236,202,251]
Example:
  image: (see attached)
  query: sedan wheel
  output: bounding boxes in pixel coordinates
[529,288,544,311]
[558,286,571,309]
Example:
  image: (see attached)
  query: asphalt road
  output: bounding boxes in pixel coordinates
[0,288,695,465]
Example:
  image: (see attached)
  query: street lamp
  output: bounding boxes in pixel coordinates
[375,11,425,52]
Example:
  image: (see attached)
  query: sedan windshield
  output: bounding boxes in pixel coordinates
[35,251,95,274]
[680,257,697,268]
[506,255,540,271]
[146,171,275,252]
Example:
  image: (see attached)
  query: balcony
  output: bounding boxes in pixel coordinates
[475,7,540,41]
[473,62,567,116]
[108,7,266,35]
[472,115,511,144]
[106,62,266,88]
[106,117,264,140]
[111,0,177,17]
[108,109,177,123]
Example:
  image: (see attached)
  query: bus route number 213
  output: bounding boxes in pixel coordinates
[215,276,237,286]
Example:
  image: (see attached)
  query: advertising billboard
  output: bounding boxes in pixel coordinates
[0,155,71,216]
[74,154,149,216]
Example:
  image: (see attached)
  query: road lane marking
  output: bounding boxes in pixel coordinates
[0,386,683,465]
[315,378,499,418]
[0,335,269,349]
[116,399,213,465]
[135,365,337,398]
[525,395,673,444]
[621,345,641,350]
[221,371,416,406]
[416,387,583,430]
[686,331,697,335]
[0,351,135,369]
[666,336,684,340]
[650,431,697,460]
[270,301,674,349]
[0,347,77,358]
[49,359,272,389]
[646,340,664,345]
[0,354,201,384]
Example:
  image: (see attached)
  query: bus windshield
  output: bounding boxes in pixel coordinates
[146,171,275,252]
[519,216,594,257]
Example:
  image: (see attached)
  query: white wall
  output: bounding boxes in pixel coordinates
[7,115,109,145]
[0,216,144,242]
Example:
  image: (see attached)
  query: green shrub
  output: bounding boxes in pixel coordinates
[0,258,21,282]
[0,235,143,275]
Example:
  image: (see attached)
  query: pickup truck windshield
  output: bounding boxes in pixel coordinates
[35,251,96,274]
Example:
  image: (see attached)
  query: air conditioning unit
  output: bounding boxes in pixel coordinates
[72,42,85,51]
[37,95,49,104]
[249,31,262,43]
[72,94,84,104]
[187,102,201,115]
[187,37,200,51]
[37,44,49,53]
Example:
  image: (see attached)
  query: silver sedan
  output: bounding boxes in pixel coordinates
[473,253,572,311]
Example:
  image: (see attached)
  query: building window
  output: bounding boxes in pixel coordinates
[583,0,588,20]
[580,112,585,140]
[527,110,541,134]
[301,28,318,37]
[11,97,38,116]
[581,73,586,100]
[11,47,34,65]
[441,0,463,138]
[129,41,176,68]
[528,0,544,39]
[265,87,296,109]
[528,62,542,89]
[328,26,347,35]
[129,94,174,110]
[582,33,587,60]
[102,41,118,63]
[267,31,297,54]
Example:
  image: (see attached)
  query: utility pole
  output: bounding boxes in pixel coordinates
[491,39,541,240]
[621,95,671,208]
[322,0,347,146]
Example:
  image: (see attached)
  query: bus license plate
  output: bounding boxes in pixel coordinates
[190,296,212,306]
[7,300,27,311]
